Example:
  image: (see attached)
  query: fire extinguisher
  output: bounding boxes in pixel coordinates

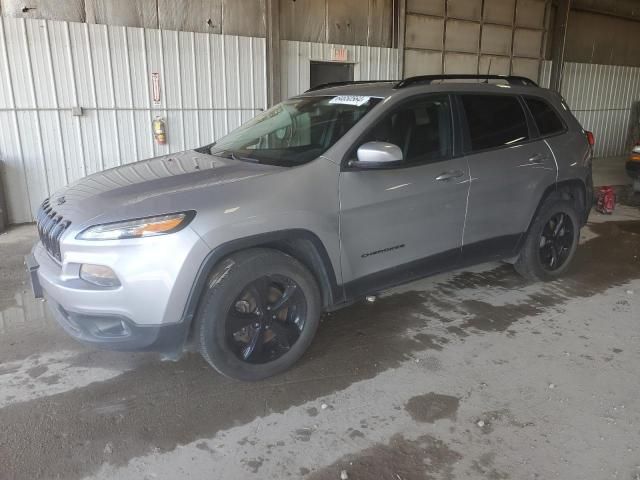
[595,186,616,214]
[152,116,167,145]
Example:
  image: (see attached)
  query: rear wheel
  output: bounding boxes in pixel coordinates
[194,248,321,381]
[514,199,580,281]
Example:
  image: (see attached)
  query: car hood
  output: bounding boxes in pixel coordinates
[44,150,282,226]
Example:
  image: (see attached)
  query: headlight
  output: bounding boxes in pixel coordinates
[77,211,195,241]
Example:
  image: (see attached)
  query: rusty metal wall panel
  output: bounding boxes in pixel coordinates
[367,0,393,47]
[407,0,444,16]
[511,57,539,80]
[223,0,265,37]
[85,0,158,29]
[480,24,512,56]
[326,0,369,45]
[565,10,640,68]
[2,0,393,44]
[444,52,478,73]
[0,15,266,223]
[573,0,640,22]
[280,39,399,99]
[404,0,549,80]
[447,0,482,21]
[279,0,326,43]
[515,0,545,28]
[280,0,393,46]
[405,14,443,50]
[1,0,84,22]
[404,49,442,76]
[445,19,480,53]
[483,0,515,24]
[479,54,510,75]
[513,28,543,58]
[158,0,222,34]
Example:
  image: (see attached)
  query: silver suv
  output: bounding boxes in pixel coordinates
[27,75,594,380]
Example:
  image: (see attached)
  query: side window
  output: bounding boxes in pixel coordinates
[358,96,452,164]
[525,97,565,136]
[461,95,529,152]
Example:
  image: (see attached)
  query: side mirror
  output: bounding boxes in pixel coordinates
[350,141,403,169]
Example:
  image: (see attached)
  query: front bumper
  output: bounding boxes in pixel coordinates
[26,251,188,353]
[44,289,186,352]
[27,226,210,353]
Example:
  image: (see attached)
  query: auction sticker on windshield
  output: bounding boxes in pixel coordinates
[329,95,371,106]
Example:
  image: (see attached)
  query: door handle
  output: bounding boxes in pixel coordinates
[435,170,464,181]
[528,153,548,165]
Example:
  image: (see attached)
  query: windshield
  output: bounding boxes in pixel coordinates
[209,95,382,166]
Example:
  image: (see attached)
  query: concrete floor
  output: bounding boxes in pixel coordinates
[0,202,638,479]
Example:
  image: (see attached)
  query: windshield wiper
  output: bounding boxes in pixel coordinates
[230,152,260,163]
[211,149,262,163]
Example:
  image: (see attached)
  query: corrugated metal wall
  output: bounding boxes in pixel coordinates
[0,16,266,224]
[280,40,399,99]
[541,61,640,158]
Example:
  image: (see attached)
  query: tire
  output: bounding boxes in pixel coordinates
[514,198,580,282]
[194,248,322,381]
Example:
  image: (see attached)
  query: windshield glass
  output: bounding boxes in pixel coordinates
[209,95,381,166]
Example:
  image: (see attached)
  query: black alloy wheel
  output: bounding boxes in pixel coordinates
[195,248,321,381]
[538,212,575,272]
[226,274,307,364]
[514,198,580,282]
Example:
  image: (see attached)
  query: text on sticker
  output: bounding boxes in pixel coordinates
[329,95,371,106]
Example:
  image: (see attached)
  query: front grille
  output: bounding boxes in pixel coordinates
[36,199,71,262]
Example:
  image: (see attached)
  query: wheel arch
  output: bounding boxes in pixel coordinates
[527,179,589,233]
[511,179,589,259]
[179,229,342,344]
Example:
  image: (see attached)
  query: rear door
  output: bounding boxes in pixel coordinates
[338,94,470,296]
[458,93,557,261]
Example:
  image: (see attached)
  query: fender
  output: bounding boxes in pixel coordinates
[514,178,589,254]
[177,229,343,347]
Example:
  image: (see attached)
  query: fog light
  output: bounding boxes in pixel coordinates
[80,264,120,287]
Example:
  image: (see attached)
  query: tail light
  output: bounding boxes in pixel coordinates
[586,131,595,147]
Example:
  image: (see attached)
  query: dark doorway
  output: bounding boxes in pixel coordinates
[310,61,354,90]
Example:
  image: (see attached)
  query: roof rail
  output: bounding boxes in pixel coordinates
[305,80,395,93]
[394,75,538,89]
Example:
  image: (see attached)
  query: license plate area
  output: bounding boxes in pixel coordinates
[25,253,43,299]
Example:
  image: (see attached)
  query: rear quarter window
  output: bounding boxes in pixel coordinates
[524,97,565,136]
[460,94,529,152]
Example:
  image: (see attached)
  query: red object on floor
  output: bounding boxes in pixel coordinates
[596,186,616,214]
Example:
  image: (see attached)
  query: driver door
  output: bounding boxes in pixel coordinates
[338,95,470,297]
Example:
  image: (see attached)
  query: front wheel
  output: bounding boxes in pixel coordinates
[194,248,322,381]
[514,199,580,282]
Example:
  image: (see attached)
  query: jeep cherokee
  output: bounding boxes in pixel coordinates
[27,75,594,380]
